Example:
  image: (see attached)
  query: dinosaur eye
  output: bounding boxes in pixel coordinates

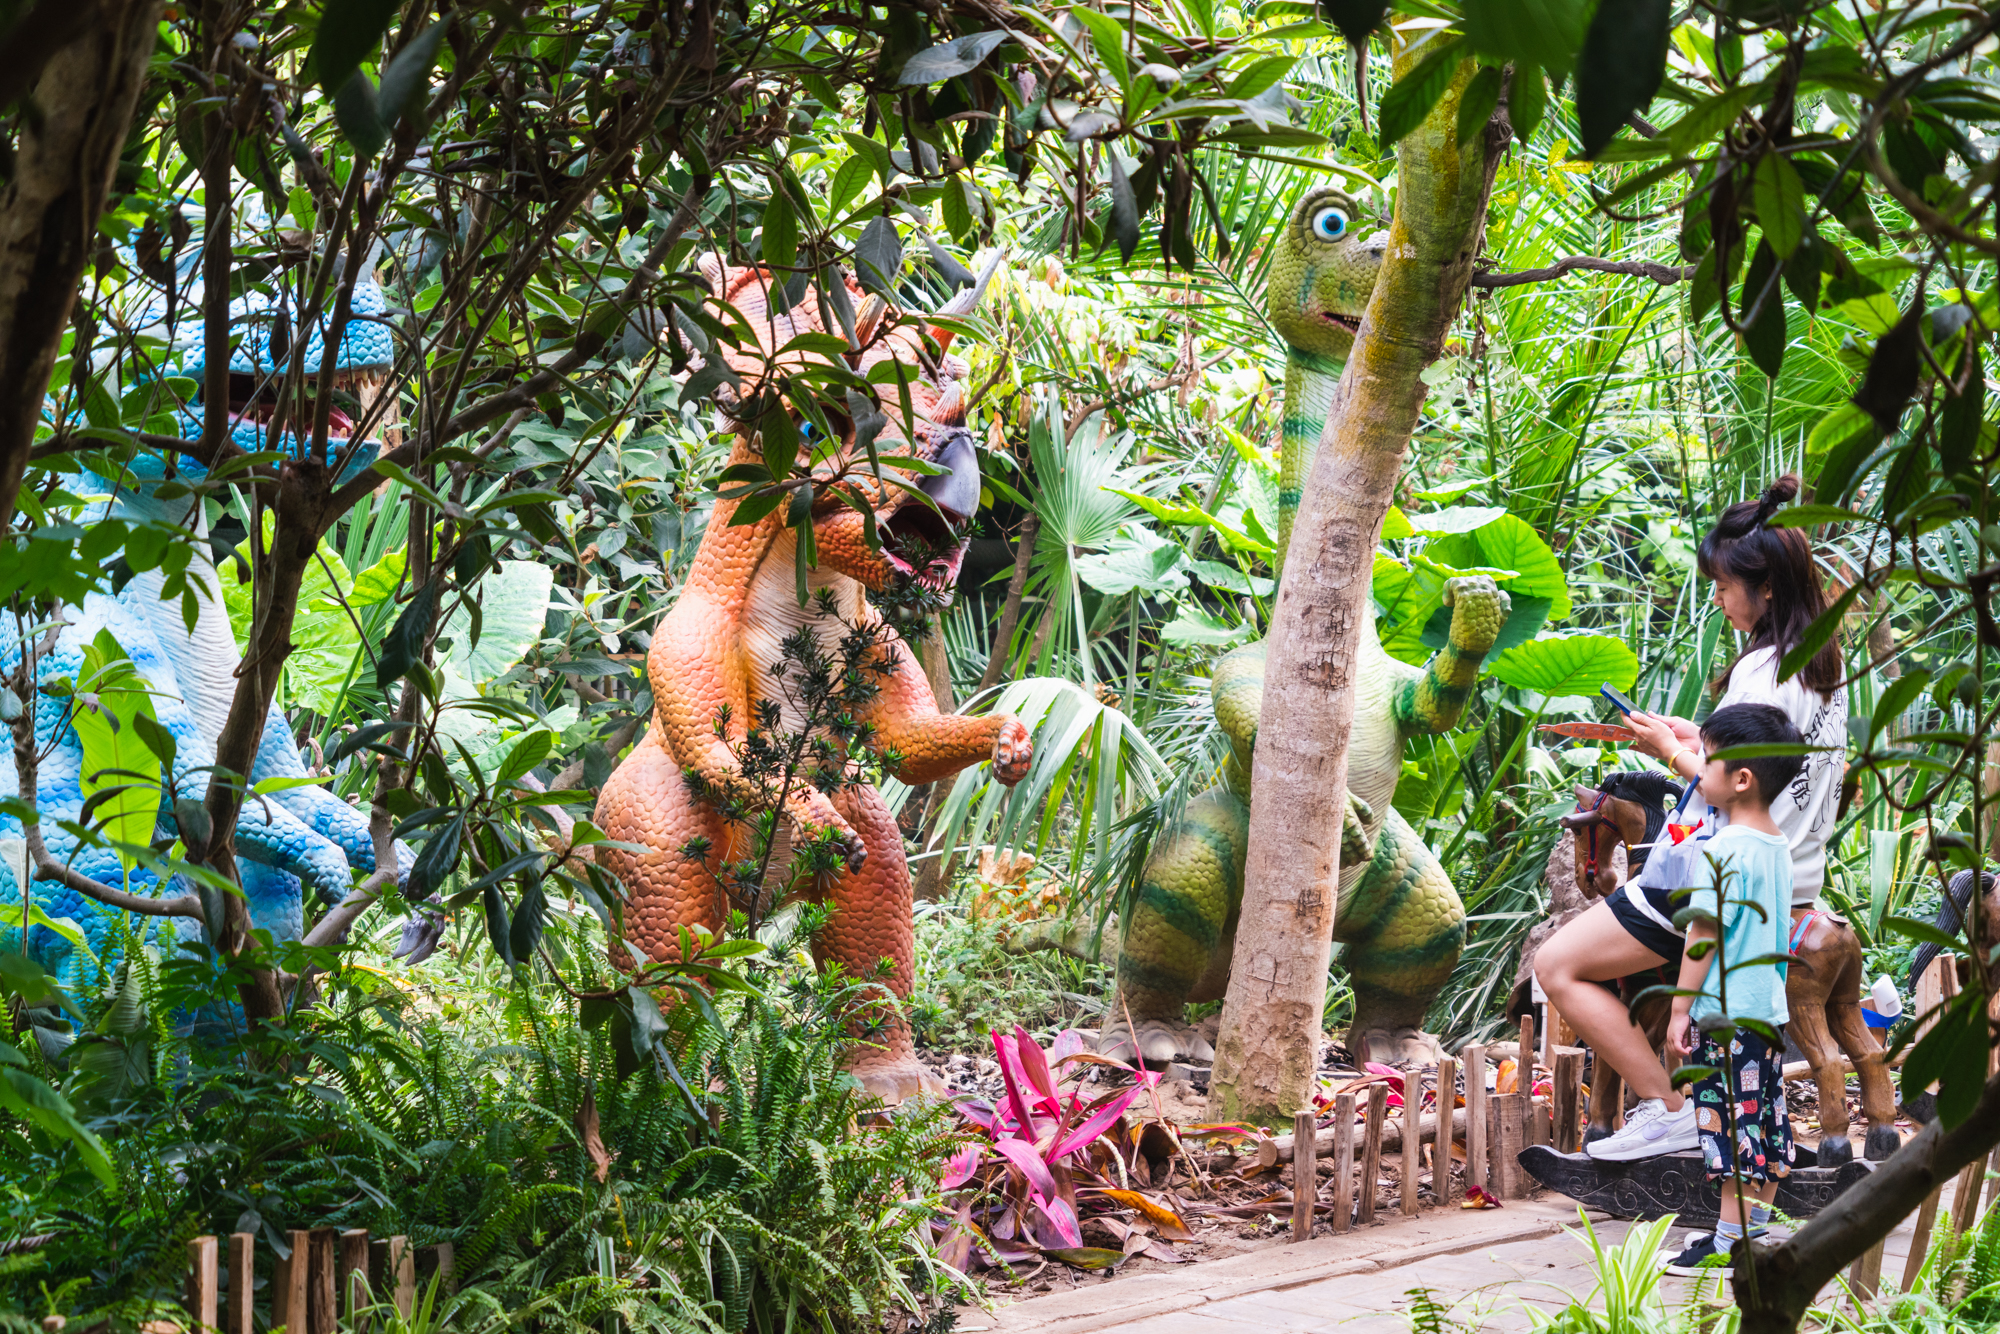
[1311,206,1349,241]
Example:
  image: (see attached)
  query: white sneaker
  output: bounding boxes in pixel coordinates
[1584,1097,1699,1161]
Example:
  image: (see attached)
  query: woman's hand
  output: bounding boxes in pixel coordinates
[1625,710,1699,763]
[1667,1009,1695,1060]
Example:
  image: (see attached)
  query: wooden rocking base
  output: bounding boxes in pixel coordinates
[1518,1142,1873,1225]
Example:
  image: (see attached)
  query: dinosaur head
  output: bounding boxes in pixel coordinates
[1267,185,1385,365]
[698,253,997,601]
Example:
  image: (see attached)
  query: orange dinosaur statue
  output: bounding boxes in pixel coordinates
[596,253,1031,1102]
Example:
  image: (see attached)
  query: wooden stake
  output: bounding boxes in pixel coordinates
[1553,1050,1584,1154]
[1903,1184,1945,1291]
[342,1228,372,1320]
[186,1236,217,1334]
[1292,1109,1317,1240]
[1436,1056,1457,1206]
[1849,1237,1886,1307]
[388,1236,415,1319]
[428,1241,457,1293]
[308,1229,337,1334]
[1491,1092,1527,1199]
[1518,1014,1537,1088]
[274,1231,309,1333]
[227,1234,253,1334]
[1462,1044,1487,1198]
[1331,1091,1356,1234]
[1402,1069,1422,1215]
[1358,1083,1388,1225]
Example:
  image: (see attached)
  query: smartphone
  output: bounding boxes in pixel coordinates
[1600,683,1639,717]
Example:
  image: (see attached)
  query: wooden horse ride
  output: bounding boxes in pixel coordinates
[1557,774,1899,1167]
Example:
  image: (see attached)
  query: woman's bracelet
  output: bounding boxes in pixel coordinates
[1667,748,1696,776]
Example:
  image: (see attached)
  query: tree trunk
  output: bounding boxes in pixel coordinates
[0,0,161,530]
[977,513,1040,693]
[1206,44,1506,1125]
[1740,1071,2000,1331]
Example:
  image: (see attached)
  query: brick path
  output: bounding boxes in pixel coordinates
[956,1176,1975,1334]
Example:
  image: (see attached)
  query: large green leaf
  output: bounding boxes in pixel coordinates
[1428,514,1571,619]
[1489,632,1637,696]
[71,631,162,871]
[444,561,555,684]
[222,531,403,714]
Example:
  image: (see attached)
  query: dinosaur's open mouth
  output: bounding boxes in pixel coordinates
[225,369,383,438]
[880,500,970,594]
[1322,311,1362,335]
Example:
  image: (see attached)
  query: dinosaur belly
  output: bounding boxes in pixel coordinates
[740,530,875,735]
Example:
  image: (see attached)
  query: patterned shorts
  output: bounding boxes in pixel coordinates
[1692,1026,1795,1184]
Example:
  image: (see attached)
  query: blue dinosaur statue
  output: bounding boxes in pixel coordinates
[2,231,410,992]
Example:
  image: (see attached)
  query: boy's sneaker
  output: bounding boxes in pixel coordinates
[1583,1097,1699,1161]
[1662,1232,1735,1277]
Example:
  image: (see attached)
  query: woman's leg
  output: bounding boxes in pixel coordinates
[1535,901,1679,1106]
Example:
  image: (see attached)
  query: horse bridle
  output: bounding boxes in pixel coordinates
[1571,791,1613,884]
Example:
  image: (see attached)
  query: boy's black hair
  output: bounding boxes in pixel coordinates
[1699,703,1806,805]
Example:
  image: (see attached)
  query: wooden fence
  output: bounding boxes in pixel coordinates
[160,1230,452,1334]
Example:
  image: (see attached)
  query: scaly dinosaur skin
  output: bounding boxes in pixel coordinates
[596,257,1032,1104]
[1101,187,1510,1068]
[2,238,409,989]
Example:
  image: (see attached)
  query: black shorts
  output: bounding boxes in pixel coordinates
[1607,880,1684,964]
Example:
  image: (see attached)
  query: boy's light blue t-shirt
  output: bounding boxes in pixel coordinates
[1688,825,1793,1028]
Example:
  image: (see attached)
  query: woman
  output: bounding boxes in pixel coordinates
[1535,475,1846,1162]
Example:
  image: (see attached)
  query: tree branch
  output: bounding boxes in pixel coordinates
[1471,257,1694,289]
[1740,1072,2000,1331]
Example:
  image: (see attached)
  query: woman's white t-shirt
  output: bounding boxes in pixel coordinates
[1714,645,1847,906]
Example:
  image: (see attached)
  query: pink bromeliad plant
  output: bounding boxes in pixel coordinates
[933,1026,1200,1272]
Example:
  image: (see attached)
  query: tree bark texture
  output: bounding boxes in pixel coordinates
[1740,1072,2000,1331]
[1207,45,1506,1125]
[0,0,161,530]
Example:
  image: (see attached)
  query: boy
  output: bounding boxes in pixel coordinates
[1660,703,1804,1276]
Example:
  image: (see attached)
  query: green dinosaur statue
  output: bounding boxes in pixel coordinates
[1099,185,1510,1068]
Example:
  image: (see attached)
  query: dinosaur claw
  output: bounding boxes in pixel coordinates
[992,717,1033,785]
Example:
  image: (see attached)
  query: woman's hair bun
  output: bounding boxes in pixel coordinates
[1753,473,1800,525]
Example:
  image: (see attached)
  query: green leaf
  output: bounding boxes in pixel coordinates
[1378,38,1465,148]
[1069,7,1131,90]
[509,878,547,965]
[1941,345,1985,475]
[310,0,403,93]
[1753,153,1806,260]
[497,730,555,786]
[1226,54,1296,101]
[1666,84,1763,157]
[410,814,465,902]
[442,561,553,685]
[1456,65,1503,146]
[1489,632,1638,696]
[72,630,162,869]
[377,580,440,689]
[334,70,390,160]
[1463,0,1588,78]
[1741,240,1786,379]
[1104,151,1140,264]
[1805,403,1881,461]
[1428,514,1570,619]
[376,20,450,125]
[1778,580,1863,683]
[0,1056,115,1188]
[828,156,874,218]
[761,188,798,272]
[897,30,1009,85]
[1509,62,1549,144]
[1573,0,1668,158]
[482,882,514,966]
